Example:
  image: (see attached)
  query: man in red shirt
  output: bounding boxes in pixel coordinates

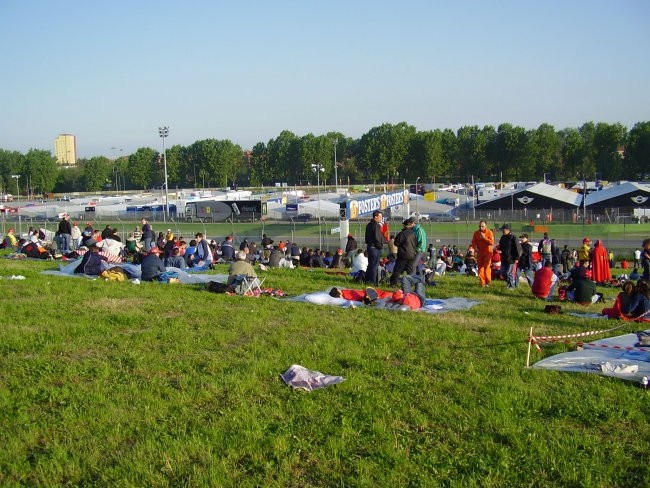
[531,261,558,300]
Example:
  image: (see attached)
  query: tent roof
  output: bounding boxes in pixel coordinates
[475,183,582,209]
[585,181,650,207]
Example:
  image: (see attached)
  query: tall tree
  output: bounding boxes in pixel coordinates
[625,121,650,179]
[128,147,157,190]
[82,156,110,192]
[593,122,627,180]
[0,149,23,195]
[528,123,562,181]
[24,149,59,193]
[359,122,416,182]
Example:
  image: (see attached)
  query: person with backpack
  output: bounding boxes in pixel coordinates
[538,232,555,267]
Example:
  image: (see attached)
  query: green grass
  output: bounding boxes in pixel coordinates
[1,257,649,487]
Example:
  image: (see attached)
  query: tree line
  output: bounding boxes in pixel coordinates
[1,120,648,195]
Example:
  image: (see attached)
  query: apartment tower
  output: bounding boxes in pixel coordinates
[54,134,77,165]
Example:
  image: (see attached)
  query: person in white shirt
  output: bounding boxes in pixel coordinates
[350,249,369,277]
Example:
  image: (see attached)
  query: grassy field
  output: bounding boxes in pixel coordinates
[1,256,649,487]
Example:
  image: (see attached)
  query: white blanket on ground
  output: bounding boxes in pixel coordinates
[280,364,345,391]
[286,290,481,314]
[532,329,650,383]
[42,260,228,285]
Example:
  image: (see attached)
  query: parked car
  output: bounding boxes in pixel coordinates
[429,213,460,222]
[291,213,313,222]
[410,212,430,222]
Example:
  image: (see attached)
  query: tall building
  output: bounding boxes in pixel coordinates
[54,134,77,165]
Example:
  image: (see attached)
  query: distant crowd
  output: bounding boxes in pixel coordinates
[1,212,649,318]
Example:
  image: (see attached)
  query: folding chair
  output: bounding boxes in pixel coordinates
[232,274,266,295]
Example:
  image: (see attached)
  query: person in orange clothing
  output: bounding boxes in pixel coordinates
[471,220,495,287]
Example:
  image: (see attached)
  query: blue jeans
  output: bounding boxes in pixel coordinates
[501,263,519,288]
[401,274,426,304]
[366,247,381,285]
[143,238,153,251]
[60,233,71,253]
[521,269,534,286]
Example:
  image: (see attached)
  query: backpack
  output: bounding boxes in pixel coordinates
[541,238,552,256]
[100,268,127,282]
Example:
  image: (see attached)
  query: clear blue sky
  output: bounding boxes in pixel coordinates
[1,0,649,159]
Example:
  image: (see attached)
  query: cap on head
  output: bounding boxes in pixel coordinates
[519,233,528,239]
[403,217,415,226]
[500,223,511,230]
[583,238,591,244]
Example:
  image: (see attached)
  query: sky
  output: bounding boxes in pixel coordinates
[1,0,649,159]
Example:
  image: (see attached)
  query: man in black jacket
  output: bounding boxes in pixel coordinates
[364,210,387,285]
[498,224,522,289]
[389,218,417,286]
[58,213,72,253]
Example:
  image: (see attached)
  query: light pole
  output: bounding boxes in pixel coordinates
[11,174,20,200]
[332,138,338,193]
[415,176,420,216]
[158,126,170,221]
[312,163,323,249]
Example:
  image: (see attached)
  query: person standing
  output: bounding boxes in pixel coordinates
[412,219,428,274]
[518,233,535,286]
[364,210,387,285]
[578,238,591,265]
[641,238,650,281]
[498,224,522,289]
[140,218,154,251]
[70,221,82,250]
[389,218,417,286]
[634,248,642,268]
[538,232,555,266]
[591,239,612,284]
[58,213,72,253]
[344,233,358,266]
[471,220,495,287]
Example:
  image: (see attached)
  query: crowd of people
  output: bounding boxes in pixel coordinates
[2,212,649,316]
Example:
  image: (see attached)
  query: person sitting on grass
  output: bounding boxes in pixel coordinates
[164,246,186,269]
[566,272,600,305]
[74,238,106,275]
[602,280,635,319]
[531,261,558,301]
[627,279,650,320]
[141,247,166,282]
[227,250,258,286]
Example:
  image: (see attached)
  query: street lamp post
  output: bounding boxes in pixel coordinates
[415,176,420,216]
[332,138,338,193]
[11,174,20,200]
[312,163,323,249]
[158,127,170,221]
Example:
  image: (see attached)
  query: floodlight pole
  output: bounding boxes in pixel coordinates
[11,174,20,200]
[158,126,170,221]
[332,138,338,193]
